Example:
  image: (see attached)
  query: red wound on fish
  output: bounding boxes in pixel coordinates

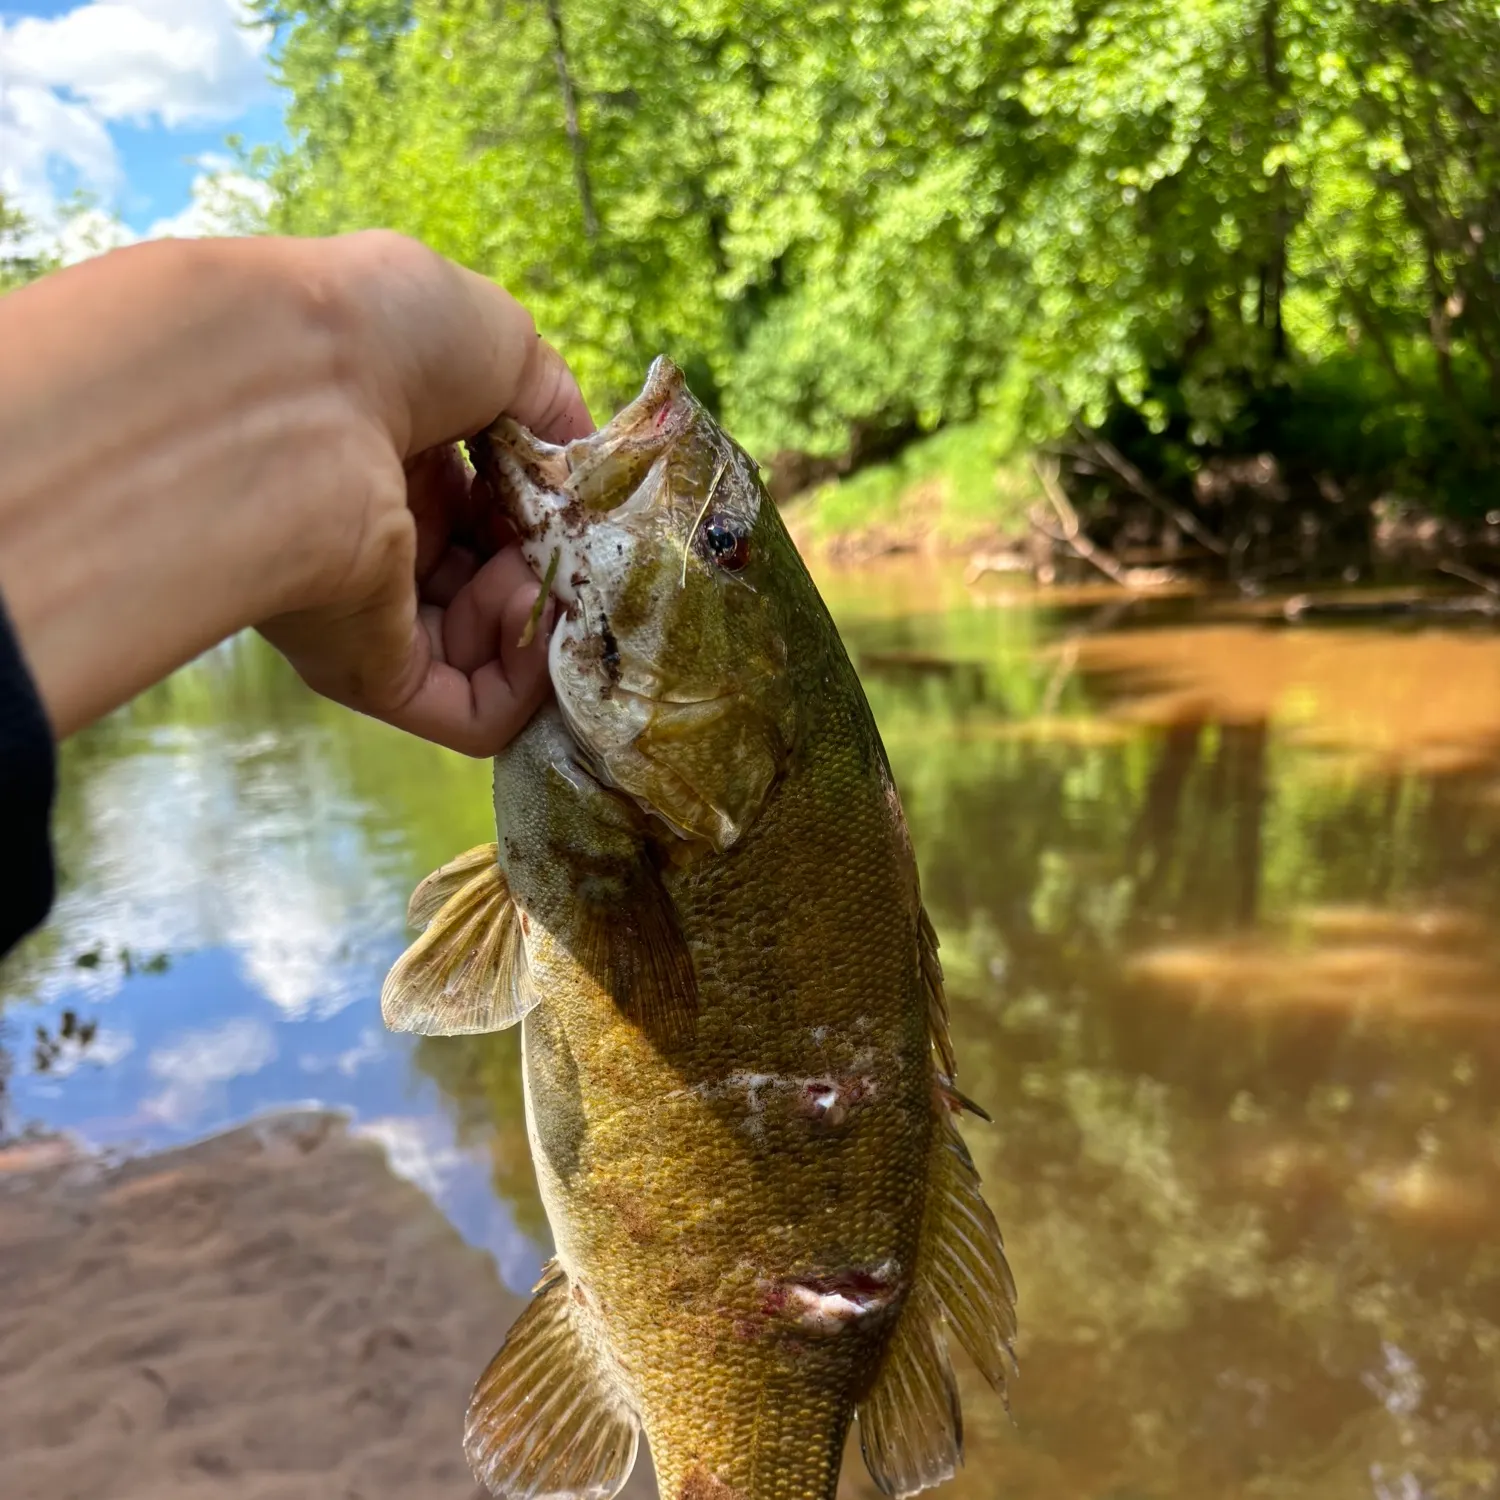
[758,1263,904,1337]
[797,1075,876,1129]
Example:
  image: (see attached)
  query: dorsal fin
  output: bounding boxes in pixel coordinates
[925,1115,1017,1392]
[381,846,538,1036]
[919,905,955,1079]
[466,1261,641,1500]
[857,1113,1016,1496]
[935,1075,993,1123]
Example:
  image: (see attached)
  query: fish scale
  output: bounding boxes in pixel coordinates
[381,358,1016,1500]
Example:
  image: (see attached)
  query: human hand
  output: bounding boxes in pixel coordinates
[0,230,589,751]
[255,231,592,755]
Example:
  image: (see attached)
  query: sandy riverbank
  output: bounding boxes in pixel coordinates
[0,1110,658,1500]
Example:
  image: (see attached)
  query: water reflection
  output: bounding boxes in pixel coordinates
[2,567,1498,1497]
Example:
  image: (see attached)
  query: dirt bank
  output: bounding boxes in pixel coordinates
[0,1110,656,1500]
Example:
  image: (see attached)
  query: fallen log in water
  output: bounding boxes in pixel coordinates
[1281,592,1500,621]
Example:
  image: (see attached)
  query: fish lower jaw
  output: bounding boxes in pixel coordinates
[520,526,589,607]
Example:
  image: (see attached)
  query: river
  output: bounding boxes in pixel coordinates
[2,561,1496,1499]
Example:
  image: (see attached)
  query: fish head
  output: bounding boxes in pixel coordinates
[478,356,802,852]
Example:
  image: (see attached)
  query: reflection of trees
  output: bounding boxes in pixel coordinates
[845,623,1500,1500]
[12,589,1499,1496]
[1126,719,1268,929]
[411,1031,550,1246]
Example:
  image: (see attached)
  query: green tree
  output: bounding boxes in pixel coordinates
[0,195,56,294]
[255,0,1500,504]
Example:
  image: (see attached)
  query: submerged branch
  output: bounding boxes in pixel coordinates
[1437,559,1500,596]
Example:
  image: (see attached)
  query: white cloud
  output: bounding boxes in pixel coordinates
[147,157,271,238]
[144,1013,278,1125]
[4,0,269,125]
[0,79,119,220]
[0,0,271,223]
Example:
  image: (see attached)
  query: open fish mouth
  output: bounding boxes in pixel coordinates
[476,355,692,527]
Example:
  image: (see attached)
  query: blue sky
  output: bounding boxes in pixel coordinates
[0,0,286,239]
[103,99,284,233]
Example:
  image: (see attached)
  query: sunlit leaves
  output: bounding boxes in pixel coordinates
[256,0,1498,473]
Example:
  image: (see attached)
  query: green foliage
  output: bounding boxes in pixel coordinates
[799,402,1043,543]
[0,196,56,295]
[256,0,1500,510]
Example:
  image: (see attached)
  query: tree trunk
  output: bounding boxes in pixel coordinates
[1260,0,1288,359]
[543,0,600,243]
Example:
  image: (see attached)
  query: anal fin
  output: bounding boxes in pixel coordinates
[857,1113,1017,1497]
[381,844,538,1036]
[466,1260,640,1500]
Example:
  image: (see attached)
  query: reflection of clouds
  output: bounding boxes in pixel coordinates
[143,1015,277,1126]
[299,1028,384,1079]
[353,1113,542,1291]
[354,1115,466,1200]
[225,862,357,1021]
[25,707,408,1019]
[1363,1342,1424,1419]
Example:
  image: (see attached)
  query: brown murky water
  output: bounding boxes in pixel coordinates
[5,562,1498,1497]
[833,570,1500,1500]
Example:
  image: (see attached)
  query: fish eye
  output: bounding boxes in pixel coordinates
[702,515,751,571]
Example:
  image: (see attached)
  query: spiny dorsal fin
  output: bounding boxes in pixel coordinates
[575,864,698,1049]
[381,850,537,1036]
[408,842,499,929]
[919,906,956,1078]
[856,1114,1017,1497]
[936,1075,993,1124]
[466,1266,640,1500]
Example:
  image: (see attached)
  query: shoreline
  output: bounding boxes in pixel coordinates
[0,1110,643,1499]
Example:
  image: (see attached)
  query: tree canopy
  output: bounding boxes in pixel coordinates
[250,0,1500,496]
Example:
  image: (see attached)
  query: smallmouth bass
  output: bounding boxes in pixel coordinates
[381,359,1016,1500]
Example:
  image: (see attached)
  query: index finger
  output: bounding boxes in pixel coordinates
[327,230,595,456]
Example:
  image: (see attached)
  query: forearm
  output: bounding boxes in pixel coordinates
[0,237,360,737]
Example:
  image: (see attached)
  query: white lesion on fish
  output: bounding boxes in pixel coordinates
[756,1261,905,1339]
[665,1070,880,1136]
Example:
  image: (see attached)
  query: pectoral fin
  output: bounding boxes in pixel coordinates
[466,1261,641,1500]
[381,847,537,1036]
[407,843,499,929]
[857,1114,1017,1497]
[575,861,698,1049]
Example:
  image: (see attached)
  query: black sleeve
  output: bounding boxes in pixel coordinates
[0,594,56,960]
